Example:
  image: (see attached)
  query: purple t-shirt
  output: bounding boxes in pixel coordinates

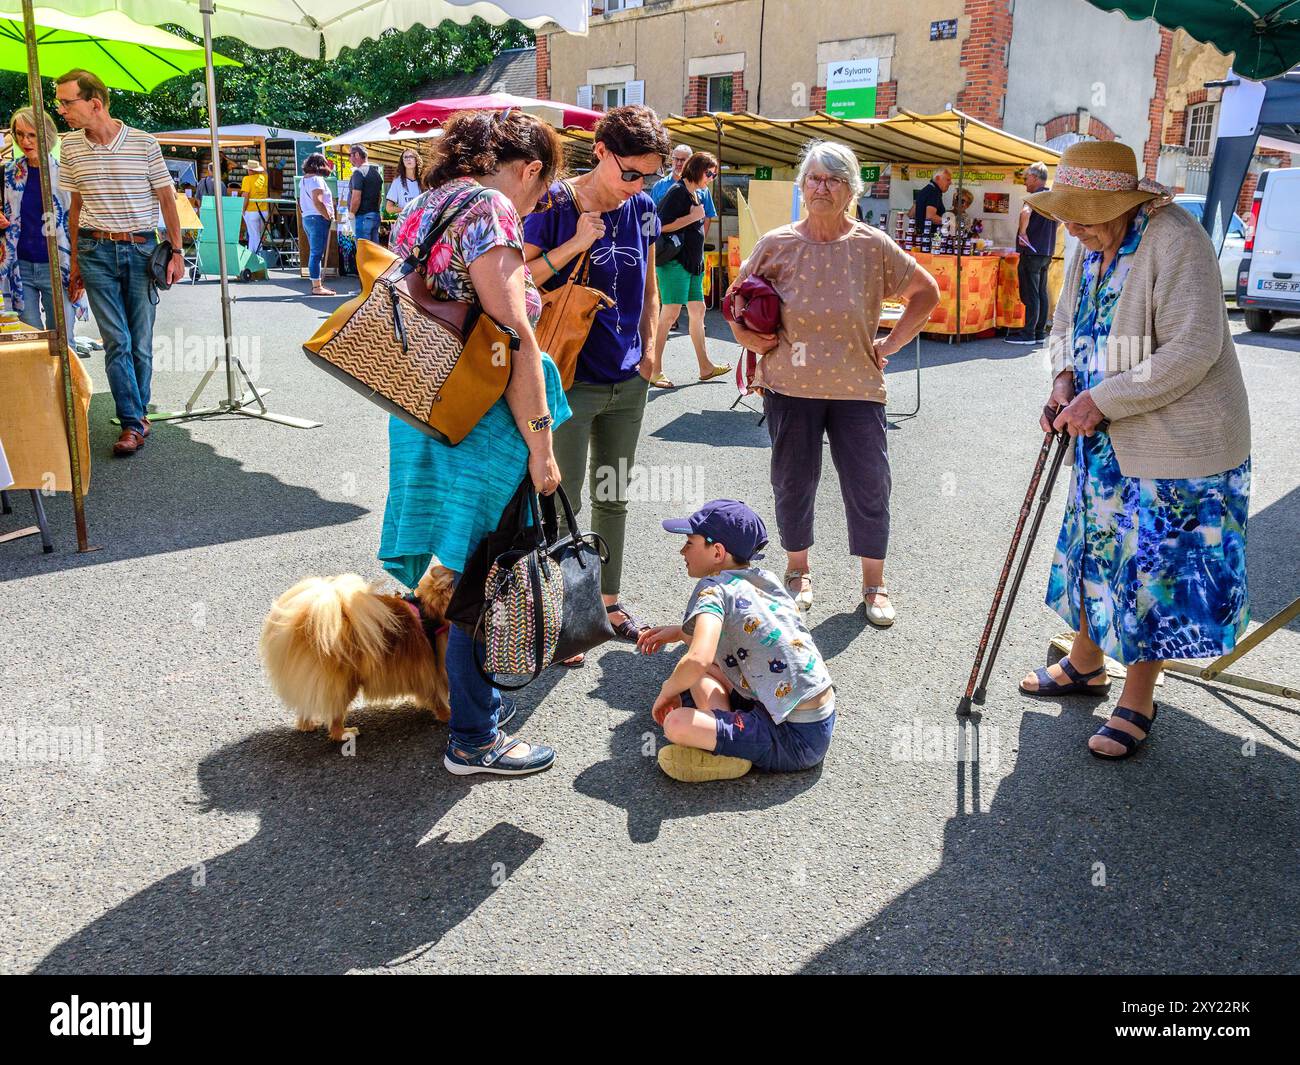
[18,168,48,263]
[523,181,661,384]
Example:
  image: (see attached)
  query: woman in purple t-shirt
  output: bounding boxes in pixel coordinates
[524,105,671,655]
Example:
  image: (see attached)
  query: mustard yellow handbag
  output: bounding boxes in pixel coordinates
[303,189,518,445]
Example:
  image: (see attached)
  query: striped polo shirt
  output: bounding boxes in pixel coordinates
[58,123,171,233]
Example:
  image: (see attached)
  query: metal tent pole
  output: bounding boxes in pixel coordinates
[20,0,95,552]
[155,0,320,430]
[954,114,966,346]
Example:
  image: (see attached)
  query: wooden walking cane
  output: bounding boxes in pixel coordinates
[957,404,1108,716]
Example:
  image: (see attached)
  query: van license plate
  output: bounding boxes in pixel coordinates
[1259,279,1300,292]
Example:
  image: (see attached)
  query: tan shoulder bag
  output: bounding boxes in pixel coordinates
[535,180,615,389]
[302,188,516,445]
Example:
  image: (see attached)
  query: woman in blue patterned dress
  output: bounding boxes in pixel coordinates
[1016,141,1252,761]
[382,110,570,777]
[0,107,90,338]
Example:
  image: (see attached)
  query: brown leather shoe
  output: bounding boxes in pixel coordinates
[113,428,145,456]
[139,416,151,438]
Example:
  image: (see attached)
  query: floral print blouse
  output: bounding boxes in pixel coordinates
[389,177,541,325]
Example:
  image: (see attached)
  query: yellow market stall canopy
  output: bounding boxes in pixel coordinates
[566,108,1059,169]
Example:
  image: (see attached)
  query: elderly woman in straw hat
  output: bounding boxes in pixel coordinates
[1017,140,1251,761]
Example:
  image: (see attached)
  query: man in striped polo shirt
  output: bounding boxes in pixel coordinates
[56,69,183,456]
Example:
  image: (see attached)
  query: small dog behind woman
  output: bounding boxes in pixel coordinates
[259,563,454,742]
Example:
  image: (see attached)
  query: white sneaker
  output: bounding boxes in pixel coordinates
[863,585,895,627]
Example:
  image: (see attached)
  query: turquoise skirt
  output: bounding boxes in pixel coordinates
[379,354,572,588]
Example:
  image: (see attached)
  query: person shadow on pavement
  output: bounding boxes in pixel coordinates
[34,708,542,974]
[573,648,821,844]
[802,702,1300,974]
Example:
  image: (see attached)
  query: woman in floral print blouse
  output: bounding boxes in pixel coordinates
[383,109,569,779]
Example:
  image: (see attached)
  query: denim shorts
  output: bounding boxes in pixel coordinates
[711,690,835,772]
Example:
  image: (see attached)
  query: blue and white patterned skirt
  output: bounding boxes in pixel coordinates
[1045,431,1250,664]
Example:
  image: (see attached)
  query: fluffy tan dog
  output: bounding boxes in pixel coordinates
[260,564,454,741]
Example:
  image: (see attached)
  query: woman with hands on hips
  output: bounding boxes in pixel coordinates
[725,140,939,629]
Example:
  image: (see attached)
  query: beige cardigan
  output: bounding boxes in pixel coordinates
[1048,204,1251,479]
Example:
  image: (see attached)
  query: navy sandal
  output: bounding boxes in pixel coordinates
[497,696,518,728]
[1089,705,1158,761]
[444,731,556,776]
[606,602,649,642]
[1020,657,1111,697]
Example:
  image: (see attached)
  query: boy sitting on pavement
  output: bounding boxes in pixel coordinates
[637,500,836,782]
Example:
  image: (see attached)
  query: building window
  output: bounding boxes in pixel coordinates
[595,83,626,109]
[707,74,733,113]
[1185,102,1216,158]
[590,0,626,13]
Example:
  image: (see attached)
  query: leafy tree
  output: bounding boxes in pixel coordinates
[2,18,535,135]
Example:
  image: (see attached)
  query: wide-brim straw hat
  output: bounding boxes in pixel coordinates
[244,160,265,173]
[1025,140,1166,224]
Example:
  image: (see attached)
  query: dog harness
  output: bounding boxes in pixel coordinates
[401,593,450,647]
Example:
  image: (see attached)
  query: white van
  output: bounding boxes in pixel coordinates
[1237,167,1300,332]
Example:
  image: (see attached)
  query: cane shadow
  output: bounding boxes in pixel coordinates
[803,706,1300,974]
[0,394,367,579]
[491,658,575,732]
[233,289,360,305]
[572,648,822,843]
[1247,485,1300,631]
[33,711,543,974]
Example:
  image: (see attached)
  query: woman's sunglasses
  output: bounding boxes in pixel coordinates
[613,153,663,184]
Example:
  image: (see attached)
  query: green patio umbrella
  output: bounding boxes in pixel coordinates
[0,6,237,93]
[1085,1,1300,80]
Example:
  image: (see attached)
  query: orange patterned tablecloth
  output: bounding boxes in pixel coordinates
[885,252,1025,336]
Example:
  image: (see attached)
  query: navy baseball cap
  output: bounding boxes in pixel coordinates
[662,499,768,561]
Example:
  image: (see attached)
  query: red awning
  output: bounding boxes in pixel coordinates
[386,93,602,133]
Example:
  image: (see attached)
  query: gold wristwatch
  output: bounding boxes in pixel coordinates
[527,414,552,433]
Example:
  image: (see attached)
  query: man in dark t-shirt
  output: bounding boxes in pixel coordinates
[909,168,951,228]
[348,145,383,244]
[1007,161,1058,344]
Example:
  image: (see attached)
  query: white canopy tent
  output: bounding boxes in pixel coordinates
[322,117,442,167]
[8,0,588,438]
[26,1,588,58]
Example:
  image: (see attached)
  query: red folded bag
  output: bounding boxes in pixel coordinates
[721,275,781,394]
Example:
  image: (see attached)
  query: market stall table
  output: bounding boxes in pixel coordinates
[881,250,1026,339]
[248,196,299,268]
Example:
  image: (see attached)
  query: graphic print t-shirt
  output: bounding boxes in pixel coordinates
[523,181,661,384]
[682,567,833,723]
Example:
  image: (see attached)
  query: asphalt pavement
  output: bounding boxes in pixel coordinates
[2,268,1298,974]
